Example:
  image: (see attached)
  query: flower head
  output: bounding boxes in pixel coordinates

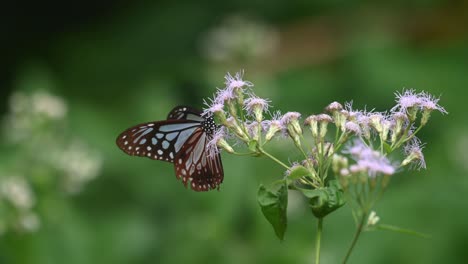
[225,71,253,91]
[419,92,447,114]
[244,96,271,122]
[214,88,236,104]
[345,121,361,135]
[207,127,233,156]
[402,138,426,170]
[264,111,285,141]
[325,101,343,113]
[281,112,302,146]
[344,140,396,177]
[393,89,422,112]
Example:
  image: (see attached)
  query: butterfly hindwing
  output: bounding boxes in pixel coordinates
[173,128,223,191]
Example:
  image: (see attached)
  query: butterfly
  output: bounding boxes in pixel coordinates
[116,106,223,192]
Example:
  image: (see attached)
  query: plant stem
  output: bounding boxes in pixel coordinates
[315,218,323,264]
[258,147,290,170]
[342,213,366,264]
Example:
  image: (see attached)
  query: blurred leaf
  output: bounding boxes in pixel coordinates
[287,165,311,181]
[300,180,345,218]
[257,183,288,240]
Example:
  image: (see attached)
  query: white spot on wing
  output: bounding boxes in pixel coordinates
[162,141,170,149]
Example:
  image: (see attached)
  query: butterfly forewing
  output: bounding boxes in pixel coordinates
[116,120,200,162]
[116,105,224,192]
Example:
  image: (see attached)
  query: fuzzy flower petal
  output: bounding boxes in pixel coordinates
[225,71,253,90]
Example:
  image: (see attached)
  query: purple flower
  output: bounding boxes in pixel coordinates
[280,112,301,126]
[325,101,343,112]
[207,127,233,156]
[345,121,361,135]
[402,138,426,170]
[244,96,270,113]
[392,89,422,112]
[344,140,396,177]
[244,96,271,121]
[419,92,447,114]
[224,71,253,90]
[214,88,236,104]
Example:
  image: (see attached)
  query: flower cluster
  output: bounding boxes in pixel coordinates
[0,91,102,234]
[203,71,446,260]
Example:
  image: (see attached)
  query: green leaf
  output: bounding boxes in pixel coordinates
[300,180,345,218]
[257,183,288,240]
[287,165,311,180]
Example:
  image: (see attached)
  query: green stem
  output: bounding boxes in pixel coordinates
[315,218,323,264]
[376,224,431,238]
[342,213,367,264]
[258,147,290,170]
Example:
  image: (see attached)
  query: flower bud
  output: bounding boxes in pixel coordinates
[226,117,249,141]
[265,120,283,141]
[381,120,393,142]
[367,211,380,227]
[325,101,343,113]
[369,114,383,133]
[281,112,302,147]
[317,114,333,139]
[304,115,319,138]
[217,138,234,153]
[391,112,408,144]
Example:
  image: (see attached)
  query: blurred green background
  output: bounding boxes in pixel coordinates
[1,1,467,263]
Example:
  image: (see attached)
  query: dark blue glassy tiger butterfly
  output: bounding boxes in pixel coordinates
[116,106,223,192]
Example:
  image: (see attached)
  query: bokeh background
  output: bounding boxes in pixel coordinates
[1,1,467,263]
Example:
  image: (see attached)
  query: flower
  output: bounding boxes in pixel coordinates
[304,115,319,138]
[392,89,422,112]
[367,211,380,227]
[207,127,233,156]
[281,112,302,146]
[225,71,253,91]
[31,91,67,120]
[419,92,447,114]
[325,101,343,113]
[345,121,361,135]
[264,111,285,141]
[419,92,447,126]
[246,121,261,141]
[1,176,35,210]
[345,140,396,177]
[402,138,426,170]
[214,88,236,104]
[244,96,271,122]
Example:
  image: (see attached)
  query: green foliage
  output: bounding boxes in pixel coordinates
[300,180,345,218]
[257,183,288,240]
[286,165,311,181]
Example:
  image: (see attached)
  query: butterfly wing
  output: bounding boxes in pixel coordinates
[116,106,224,192]
[173,127,224,191]
[116,120,201,162]
[167,105,205,122]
